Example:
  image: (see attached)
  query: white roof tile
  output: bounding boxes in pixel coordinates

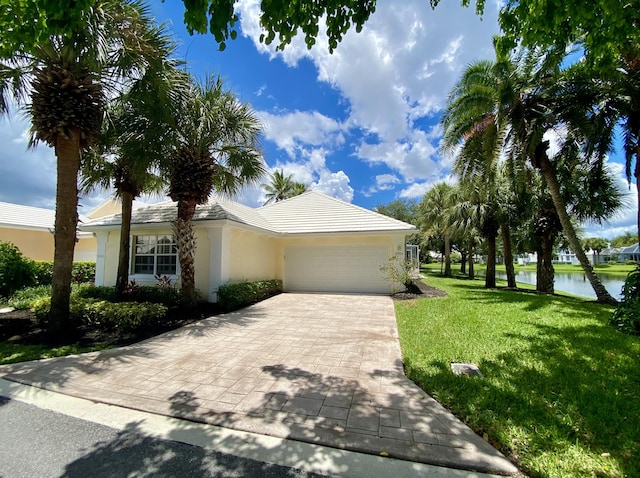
[82,191,416,235]
[258,191,416,234]
[0,201,91,230]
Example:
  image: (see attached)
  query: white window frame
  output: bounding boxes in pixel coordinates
[130,234,180,281]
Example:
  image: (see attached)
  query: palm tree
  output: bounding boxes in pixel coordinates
[81,33,187,296]
[420,182,457,277]
[0,0,167,332]
[262,169,307,205]
[166,76,264,305]
[442,47,619,304]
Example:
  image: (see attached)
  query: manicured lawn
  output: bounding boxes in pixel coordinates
[0,343,109,365]
[422,262,636,277]
[395,274,640,478]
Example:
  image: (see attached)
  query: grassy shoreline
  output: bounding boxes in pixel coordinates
[395,274,639,478]
[422,262,636,276]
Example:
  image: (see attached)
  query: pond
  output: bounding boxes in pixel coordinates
[494,270,626,300]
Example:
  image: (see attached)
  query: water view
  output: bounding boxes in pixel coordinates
[494,270,625,300]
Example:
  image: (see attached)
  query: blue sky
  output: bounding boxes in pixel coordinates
[0,0,637,239]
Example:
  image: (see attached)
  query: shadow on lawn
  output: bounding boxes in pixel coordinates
[404,300,640,477]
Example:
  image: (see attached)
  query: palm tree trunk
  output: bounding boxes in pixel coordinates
[49,132,80,334]
[116,191,133,296]
[444,233,452,277]
[468,240,475,279]
[174,199,198,306]
[485,235,496,288]
[536,233,555,294]
[501,224,516,288]
[537,149,617,304]
[460,250,467,275]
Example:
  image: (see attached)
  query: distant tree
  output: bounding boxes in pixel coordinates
[611,231,639,248]
[375,199,418,225]
[262,170,306,205]
[420,183,457,278]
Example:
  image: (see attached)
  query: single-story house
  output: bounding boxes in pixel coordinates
[81,191,417,302]
[0,201,97,261]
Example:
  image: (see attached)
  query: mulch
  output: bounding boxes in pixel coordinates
[391,279,448,301]
[0,303,224,348]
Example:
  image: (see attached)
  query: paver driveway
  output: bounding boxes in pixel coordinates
[0,293,518,475]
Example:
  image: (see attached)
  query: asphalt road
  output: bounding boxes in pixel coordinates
[0,396,329,478]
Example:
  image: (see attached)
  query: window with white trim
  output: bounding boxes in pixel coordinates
[132,235,178,275]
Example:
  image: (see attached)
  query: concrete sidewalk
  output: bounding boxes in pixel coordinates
[0,293,519,476]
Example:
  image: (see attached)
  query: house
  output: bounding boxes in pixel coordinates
[619,243,640,263]
[0,201,97,261]
[81,191,417,302]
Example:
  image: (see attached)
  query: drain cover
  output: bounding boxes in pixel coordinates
[450,362,483,378]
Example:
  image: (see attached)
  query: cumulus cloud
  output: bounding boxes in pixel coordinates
[237,0,498,186]
[258,110,345,158]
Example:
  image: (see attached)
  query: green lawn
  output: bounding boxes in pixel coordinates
[395,275,639,478]
[422,261,636,277]
[0,343,109,365]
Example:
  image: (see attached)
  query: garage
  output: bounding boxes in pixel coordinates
[284,244,392,294]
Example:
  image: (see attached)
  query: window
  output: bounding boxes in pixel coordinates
[133,235,178,275]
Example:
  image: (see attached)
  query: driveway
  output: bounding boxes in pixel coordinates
[0,293,518,475]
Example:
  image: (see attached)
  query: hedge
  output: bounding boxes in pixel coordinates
[33,261,96,285]
[217,279,282,311]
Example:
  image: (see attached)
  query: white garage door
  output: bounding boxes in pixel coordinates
[284,245,391,294]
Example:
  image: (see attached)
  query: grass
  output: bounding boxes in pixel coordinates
[395,274,640,478]
[0,342,110,365]
[422,262,636,277]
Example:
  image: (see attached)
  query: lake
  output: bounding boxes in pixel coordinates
[494,270,625,300]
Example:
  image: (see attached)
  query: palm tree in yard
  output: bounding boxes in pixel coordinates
[441,47,620,304]
[0,0,169,332]
[420,182,457,277]
[81,32,188,296]
[167,76,264,305]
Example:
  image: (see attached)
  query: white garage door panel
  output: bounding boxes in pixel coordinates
[284,245,391,293]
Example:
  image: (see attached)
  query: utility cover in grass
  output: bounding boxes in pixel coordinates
[451,363,484,378]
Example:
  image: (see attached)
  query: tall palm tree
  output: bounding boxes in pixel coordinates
[167,76,264,305]
[442,47,619,304]
[262,169,307,205]
[0,0,167,332]
[81,32,188,296]
[420,182,457,277]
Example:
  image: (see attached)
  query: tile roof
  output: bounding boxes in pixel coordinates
[82,191,416,235]
[0,201,91,231]
[258,191,416,234]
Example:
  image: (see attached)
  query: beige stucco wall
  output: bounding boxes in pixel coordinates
[0,227,96,262]
[227,229,278,282]
[0,227,54,261]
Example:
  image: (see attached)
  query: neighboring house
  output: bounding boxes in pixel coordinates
[619,243,640,263]
[0,201,96,261]
[81,191,417,302]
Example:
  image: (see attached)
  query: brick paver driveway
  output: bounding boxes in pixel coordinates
[1,293,517,475]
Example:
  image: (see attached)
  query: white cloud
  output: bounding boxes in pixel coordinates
[238,0,498,185]
[258,110,345,158]
[376,174,401,190]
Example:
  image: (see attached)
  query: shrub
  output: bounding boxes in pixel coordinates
[74,284,117,301]
[33,261,96,286]
[82,300,167,332]
[217,279,282,311]
[32,295,167,332]
[625,259,638,266]
[610,266,640,335]
[0,242,36,298]
[380,256,415,292]
[7,285,52,309]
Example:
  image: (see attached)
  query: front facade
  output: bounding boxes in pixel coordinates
[83,192,416,302]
